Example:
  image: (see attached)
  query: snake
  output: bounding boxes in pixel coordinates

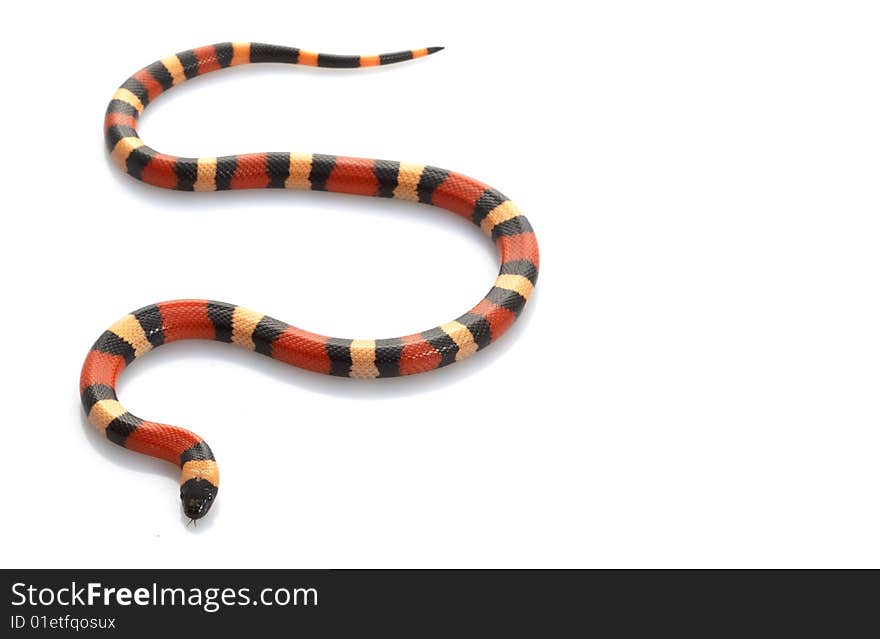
[80,42,539,523]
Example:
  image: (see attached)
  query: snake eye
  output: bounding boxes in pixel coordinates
[180,478,219,520]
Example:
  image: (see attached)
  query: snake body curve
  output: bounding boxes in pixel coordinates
[80,42,539,522]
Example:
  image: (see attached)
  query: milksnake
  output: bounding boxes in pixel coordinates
[80,42,540,522]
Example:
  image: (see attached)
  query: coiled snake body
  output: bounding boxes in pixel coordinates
[80,43,539,522]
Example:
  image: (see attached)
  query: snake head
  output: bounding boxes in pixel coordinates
[180,478,218,520]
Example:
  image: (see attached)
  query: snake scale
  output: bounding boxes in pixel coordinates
[80,42,540,522]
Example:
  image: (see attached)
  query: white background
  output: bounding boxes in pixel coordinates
[1,1,878,568]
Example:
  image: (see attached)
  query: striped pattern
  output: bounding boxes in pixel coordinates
[87,42,539,521]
